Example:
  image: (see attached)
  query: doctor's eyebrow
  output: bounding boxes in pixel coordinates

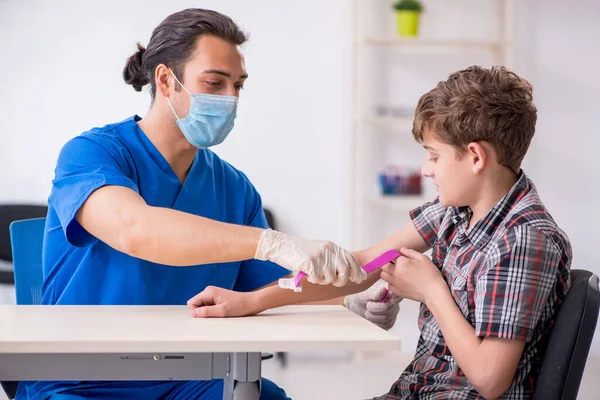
[202,69,248,80]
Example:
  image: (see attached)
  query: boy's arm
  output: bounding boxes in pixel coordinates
[381,249,525,399]
[187,269,382,317]
[381,224,563,399]
[306,222,431,305]
[187,222,429,314]
[356,220,431,262]
[425,280,525,399]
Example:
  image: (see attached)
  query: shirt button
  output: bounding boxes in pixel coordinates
[423,310,431,318]
[392,386,399,394]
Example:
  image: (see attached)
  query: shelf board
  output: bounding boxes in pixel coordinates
[360,37,502,49]
[369,195,427,210]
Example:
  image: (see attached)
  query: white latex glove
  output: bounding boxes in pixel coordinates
[254,229,366,287]
[344,280,402,330]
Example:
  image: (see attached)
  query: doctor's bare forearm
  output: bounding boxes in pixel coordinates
[76,185,263,266]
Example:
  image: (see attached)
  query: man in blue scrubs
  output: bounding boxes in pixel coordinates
[16,8,403,400]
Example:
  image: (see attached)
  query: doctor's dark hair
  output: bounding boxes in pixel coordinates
[123,8,248,98]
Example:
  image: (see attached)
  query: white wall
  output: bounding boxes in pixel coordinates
[0,0,353,246]
[514,0,600,354]
[515,0,600,277]
[1,0,599,353]
[514,0,600,355]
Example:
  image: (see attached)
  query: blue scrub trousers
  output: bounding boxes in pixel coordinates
[46,379,290,399]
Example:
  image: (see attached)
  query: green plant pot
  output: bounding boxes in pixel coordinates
[395,11,420,37]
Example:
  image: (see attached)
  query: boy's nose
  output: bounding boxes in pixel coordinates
[421,163,433,178]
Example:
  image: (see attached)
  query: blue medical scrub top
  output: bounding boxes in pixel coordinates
[17,115,289,399]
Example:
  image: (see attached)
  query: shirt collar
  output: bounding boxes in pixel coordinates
[451,170,531,250]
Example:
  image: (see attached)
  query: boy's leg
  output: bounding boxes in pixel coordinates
[166,378,291,400]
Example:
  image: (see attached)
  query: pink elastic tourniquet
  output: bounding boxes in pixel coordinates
[294,249,401,301]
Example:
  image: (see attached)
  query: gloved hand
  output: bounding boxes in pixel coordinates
[254,229,367,287]
[344,280,402,330]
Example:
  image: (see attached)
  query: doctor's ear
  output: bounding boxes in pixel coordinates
[155,64,174,97]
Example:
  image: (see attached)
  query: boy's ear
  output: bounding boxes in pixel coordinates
[466,142,487,174]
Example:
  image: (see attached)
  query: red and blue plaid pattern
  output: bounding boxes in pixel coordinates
[373,172,572,399]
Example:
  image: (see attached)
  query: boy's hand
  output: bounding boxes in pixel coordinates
[380,247,446,304]
[187,286,261,318]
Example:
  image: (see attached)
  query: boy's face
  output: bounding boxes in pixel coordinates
[420,128,479,208]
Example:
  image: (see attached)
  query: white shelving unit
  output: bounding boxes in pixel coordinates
[350,0,515,250]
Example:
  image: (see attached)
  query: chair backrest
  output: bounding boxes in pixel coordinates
[534,269,600,400]
[9,217,46,305]
[0,204,48,285]
[0,204,48,262]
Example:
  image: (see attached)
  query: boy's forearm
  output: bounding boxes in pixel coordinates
[303,297,345,306]
[425,283,516,399]
[252,270,381,311]
[426,282,483,378]
[248,241,414,310]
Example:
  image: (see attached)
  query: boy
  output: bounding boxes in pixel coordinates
[188,66,572,399]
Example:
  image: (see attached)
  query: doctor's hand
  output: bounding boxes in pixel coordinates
[187,286,258,318]
[254,229,366,287]
[344,280,402,330]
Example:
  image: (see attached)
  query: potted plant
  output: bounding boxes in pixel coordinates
[392,0,424,37]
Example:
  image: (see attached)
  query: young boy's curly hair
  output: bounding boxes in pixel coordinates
[413,66,537,173]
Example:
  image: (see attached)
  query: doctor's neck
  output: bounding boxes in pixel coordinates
[138,105,197,183]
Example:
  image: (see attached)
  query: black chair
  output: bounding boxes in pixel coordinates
[0,204,48,285]
[533,269,600,400]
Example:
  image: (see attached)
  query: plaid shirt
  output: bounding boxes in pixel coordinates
[374,172,572,400]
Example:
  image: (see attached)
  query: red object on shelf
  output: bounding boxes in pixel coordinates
[378,166,422,196]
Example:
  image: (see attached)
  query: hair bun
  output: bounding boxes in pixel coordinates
[123,42,149,92]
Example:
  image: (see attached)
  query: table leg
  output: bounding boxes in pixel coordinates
[223,352,261,400]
